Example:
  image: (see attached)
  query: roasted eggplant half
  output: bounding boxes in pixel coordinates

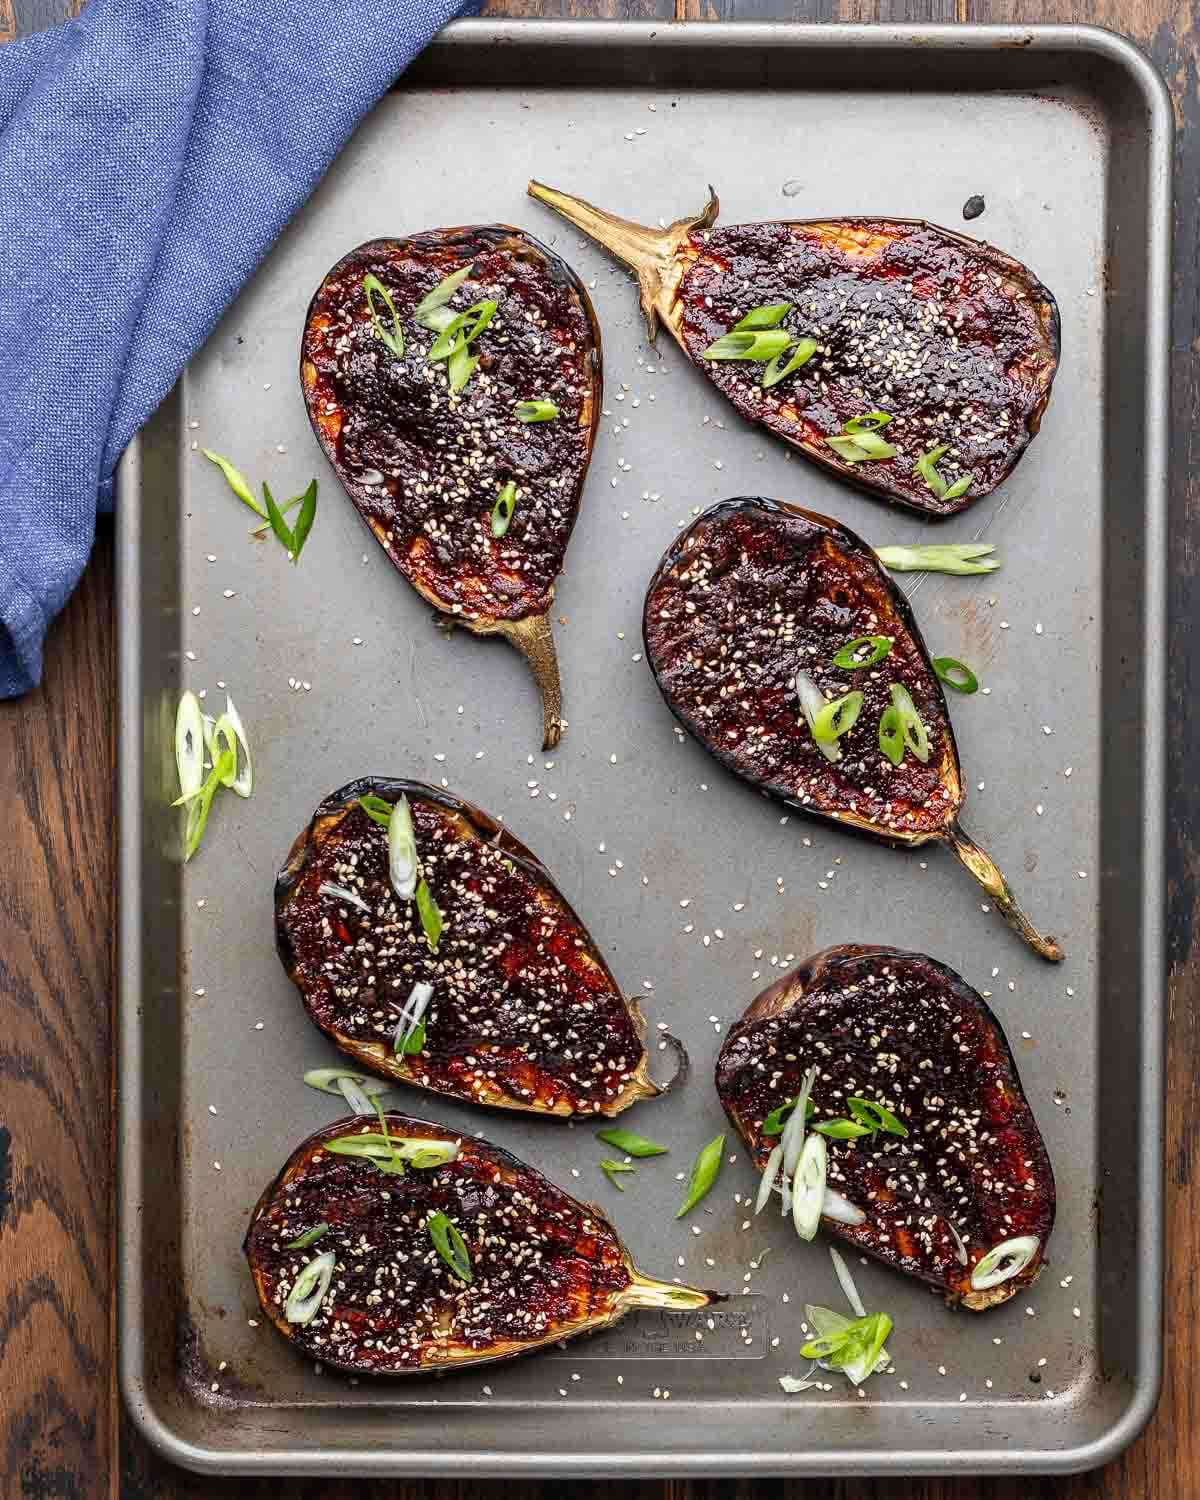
[245,1112,716,1374]
[301,227,603,749]
[716,945,1055,1310]
[643,498,1061,961]
[528,182,1058,516]
[276,777,675,1117]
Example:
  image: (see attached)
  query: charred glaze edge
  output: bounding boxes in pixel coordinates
[275,776,662,1118]
[244,1110,721,1377]
[299,226,605,750]
[716,944,1056,1308]
[642,496,963,850]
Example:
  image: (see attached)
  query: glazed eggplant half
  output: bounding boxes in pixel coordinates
[716,946,1055,1309]
[644,498,1061,960]
[245,1112,717,1374]
[529,181,1058,516]
[301,228,602,748]
[277,778,676,1117]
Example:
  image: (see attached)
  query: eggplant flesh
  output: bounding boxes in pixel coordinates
[643,496,1062,962]
[301,228,603,749]
[528,182,1059,516]
[276,778,669,1118]
[245,1113,715,1375]
[716,946,1056,1310]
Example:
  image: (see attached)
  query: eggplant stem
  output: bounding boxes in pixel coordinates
[945,822,1064,962]
[527,179,718,341]
[499,612,563,751]
[622,1270,717,1313]
[649,1030,690,1096]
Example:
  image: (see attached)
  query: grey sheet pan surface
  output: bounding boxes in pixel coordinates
[116,20,1170,1477]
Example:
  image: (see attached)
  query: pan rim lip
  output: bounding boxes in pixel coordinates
[116,14,1169,1477]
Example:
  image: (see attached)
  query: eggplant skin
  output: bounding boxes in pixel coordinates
[276,777,660,1119]
[716,945,1056,1310]
[244,1113,642,1375]
[300,226,602,624]
[642,497,963,846]
[678,217,1060,515]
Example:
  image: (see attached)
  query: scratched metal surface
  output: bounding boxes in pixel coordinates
[116,20,1169,1477]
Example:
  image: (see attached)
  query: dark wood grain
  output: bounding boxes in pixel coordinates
[0,0,1193,1495]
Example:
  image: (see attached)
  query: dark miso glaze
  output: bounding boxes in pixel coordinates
[280,794,646,1114]
[644,500,957,839]
[716,949,1055,1298]
[246,1119,632,1372]
[303,230,595,620]
[678,219,1056,513]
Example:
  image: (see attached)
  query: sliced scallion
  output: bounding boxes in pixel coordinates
[491,480,517,539]
[387,794,418,899]
[889,682,931,764]
[944,473,974,501]
[702,329,793,362]
[284,1249,336,1325]
[213,695,252,797]
[844,411,892,433]
[303,1067,389,1100]
[357,794,393,827]
[915,443,950,497]
[762,1096,813,1137]
[362,273,404,359]
[414,263,474,322]
[285,1223,330,1249]
[416,877,443,951]
[832,636,892,670]
[325,1132,458,1168]
[676,1133,725,1218]
[734,302,792,330]
[393,979,432,1055]
[201,449,264,518]
[875,542,999,575]
[812,1118,875,1140]
[795,671,842,765]
[810,689,864,745]
[825,434,872,463]
[781,1064,819,1181]
[596,1127,667,1158]
[933,656,979,694]
[427,1210,473,1281]
[427,300,496,362]
[318,881,370,914]
[336,1075,376,1116]
[846,1096,909,1137]
[180,747,235,861]
[755,1141,784,1215]
[175,691,205,805]
[844,430,897,460]
[878,704,904,766]
[790,1133,827,1241]
[969,1234,1040,1291]
[515,399,560,423]
[762,336,817,390]
[600,1158,636,1191]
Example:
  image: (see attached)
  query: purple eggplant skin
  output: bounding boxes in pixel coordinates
[715,944,1056,1310]
[641,496,1063,963]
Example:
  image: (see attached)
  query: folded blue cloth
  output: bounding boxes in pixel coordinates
[0,0,478,696]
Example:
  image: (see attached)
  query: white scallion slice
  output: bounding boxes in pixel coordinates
[318,881,370,914]
[393,980,433,1055]
[175,691,205,803]
[755,1141,784,1215]
[284,1250,336,1325]
[791,1134,827,1241]
[969,1234,1040,1291]
[782,1064,819,1181]
[779,1362,822,1393]
[830,1244,866,1317]
[387,795,418,899]
[336,1076,375,1116]
[303,1067,389,1099]
[822,1187,867,1227]
[794,671,841,764]
[218,695,253,797]
[945,1218,969,1266]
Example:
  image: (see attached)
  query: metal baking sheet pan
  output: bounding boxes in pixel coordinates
[116,19,1169,1476]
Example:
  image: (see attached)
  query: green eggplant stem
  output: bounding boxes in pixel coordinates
[945,821,1064,962]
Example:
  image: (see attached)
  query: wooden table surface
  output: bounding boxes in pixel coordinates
[1,0,1194,1495]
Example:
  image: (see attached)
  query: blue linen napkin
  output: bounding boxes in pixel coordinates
[0,0,479,696]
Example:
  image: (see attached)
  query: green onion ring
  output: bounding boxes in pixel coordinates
[933,656,979,694]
